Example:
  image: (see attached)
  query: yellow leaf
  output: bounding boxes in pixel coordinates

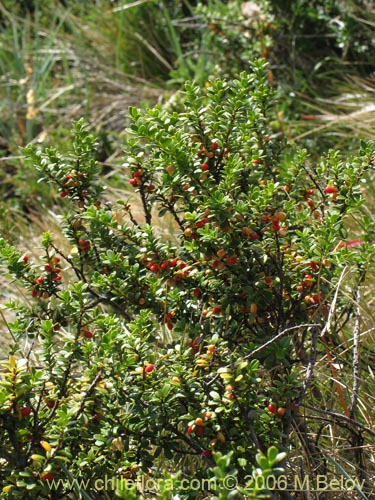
[111,437,124,452]
[8,355,16,369]
[40,440,52,453]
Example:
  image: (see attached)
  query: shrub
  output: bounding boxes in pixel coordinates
[1,61,374,499]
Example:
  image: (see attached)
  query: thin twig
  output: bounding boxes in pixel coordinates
[297,325,320,405]
[351,287,361,419]
[0,306,17,345]
[320,266,348,337]
[244,323,319,360]
[302,404,375,438]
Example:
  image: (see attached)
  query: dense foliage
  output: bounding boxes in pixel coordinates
[1,61,374,499]
[1,1,375,499]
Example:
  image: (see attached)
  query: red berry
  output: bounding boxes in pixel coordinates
[212,306,222,315]
[20,407,32,417]
[36,276,45,285]
[60,191,68,198]
[129,178,138,186]
[201,217,210,225]
[187,425,194,434]
[149,264,159,273]
[193,288,201,298]
[145,364,155,373]
[303,274,314,287]
[272,218,281,231]
[324,185,337,194]
[23,255,29,264]
[306,198,314,209]
[82,330,93,339]
[41,472,54,481]
[147,184,155,192]
[267,403,277,415]
[78,239,91,251]
[201,163,209,171]
[133,171,142,178]
[264,276,272,285]
[31,288,38,298]
[160,261,169,270]
[44,265,53,273]
[201,450,212,458]
[195,425,204,436]
[226,255,237,266]
[249,232,259,240]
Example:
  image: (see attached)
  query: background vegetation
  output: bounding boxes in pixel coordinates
[1,1,375,499]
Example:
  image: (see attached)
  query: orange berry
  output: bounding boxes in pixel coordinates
[206,344,216,355]
[249,303,258,314]
[216,431,226,442]
[274,211,287,221]
[324,185,337,194]
[216,248,226,258]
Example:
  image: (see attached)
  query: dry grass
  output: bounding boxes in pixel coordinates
[292,76,375,150]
